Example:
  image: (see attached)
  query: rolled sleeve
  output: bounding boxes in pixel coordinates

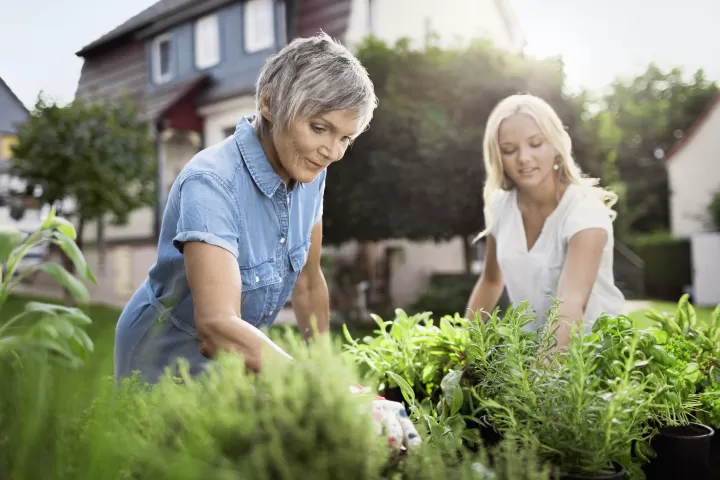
[173,173,240,258]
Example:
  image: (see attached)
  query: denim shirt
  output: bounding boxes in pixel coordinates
[114,116,325,383]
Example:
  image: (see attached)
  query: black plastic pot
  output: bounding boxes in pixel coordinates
[478,415,502,448]
[643,422,715,480]
[559,461,627,480]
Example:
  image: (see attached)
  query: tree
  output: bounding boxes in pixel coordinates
[323,36,594,270]
[10,95,156,252]
[587,65,718,236]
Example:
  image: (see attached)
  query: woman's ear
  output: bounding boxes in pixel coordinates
[259,96,273,122]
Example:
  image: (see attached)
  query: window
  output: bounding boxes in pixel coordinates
[152,33,173,84]
[195,14,220,69]
[244,0,275,53]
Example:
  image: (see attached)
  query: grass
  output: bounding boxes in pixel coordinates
[628,300,717,329]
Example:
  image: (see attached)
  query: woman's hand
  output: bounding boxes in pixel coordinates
[349,385,422,452]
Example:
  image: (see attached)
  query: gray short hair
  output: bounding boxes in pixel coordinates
[254,32,378,139]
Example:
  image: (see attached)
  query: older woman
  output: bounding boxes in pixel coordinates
[114,33,377,384]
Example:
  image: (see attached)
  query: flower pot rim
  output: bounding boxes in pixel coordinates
[560,460,626,480]
[659,422,715,439]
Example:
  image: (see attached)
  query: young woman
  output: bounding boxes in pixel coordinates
[466,94,625,349]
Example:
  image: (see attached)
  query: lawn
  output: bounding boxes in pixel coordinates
[628,300,717,329]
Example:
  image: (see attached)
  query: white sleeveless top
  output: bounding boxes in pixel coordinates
[485,184,625,333]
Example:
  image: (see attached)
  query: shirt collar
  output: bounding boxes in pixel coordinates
[233,116,305,197]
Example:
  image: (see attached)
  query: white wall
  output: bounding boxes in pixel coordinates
[691,233,720,307]
[346,0,525,53]
[668,102,720,238]
[199,95,256,148]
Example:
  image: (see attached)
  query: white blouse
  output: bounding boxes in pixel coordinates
[485,184,625,333]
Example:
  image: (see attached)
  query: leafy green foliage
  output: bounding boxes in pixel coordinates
[10,94,156,247]
[585,65,719,236]
[0,206,96,367]
[342,309,471,400]
[323,36,592,245]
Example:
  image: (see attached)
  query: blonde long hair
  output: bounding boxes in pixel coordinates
[474,94,617,243]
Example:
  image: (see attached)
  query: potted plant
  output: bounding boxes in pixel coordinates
[477,307,659,479]
[638,296,719,478]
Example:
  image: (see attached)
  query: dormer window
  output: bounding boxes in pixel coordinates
[152,33,173,84]
[244,0,275,53]
[195,14,220,69]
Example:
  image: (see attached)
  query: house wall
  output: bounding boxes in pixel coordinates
[668,103,720,237]
[198,95,256,147]
[75,41,148,104]
[13,243,159,310]
[0,80,29,135]
[146,0,287,104]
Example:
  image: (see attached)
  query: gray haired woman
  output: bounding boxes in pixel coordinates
[114,31,419,451]
[115,32,376,382]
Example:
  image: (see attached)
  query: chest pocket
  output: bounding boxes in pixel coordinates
[289,239,310,274]
[240,261,281,326]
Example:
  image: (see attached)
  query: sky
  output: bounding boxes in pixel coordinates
[1,0,718,109]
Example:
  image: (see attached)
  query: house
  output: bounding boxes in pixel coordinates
[0,77,30,199]
[665,92,720,306]
[0,76,35,227]
[666,93,720,237]
[34,0,525,309]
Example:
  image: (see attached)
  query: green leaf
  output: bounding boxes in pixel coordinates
[450,385,464,416]
[37,263,90,304]
[387,371,415,403]
[53,232,96,283]
[40,205,57,230]
[48,216,77,240]
[0,229,25,263]
[23,302,92,326]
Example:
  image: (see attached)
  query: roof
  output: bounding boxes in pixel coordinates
[75,0,201,57]
[0,76,30,116]
[144,73,210,121]
[665,92,720,163]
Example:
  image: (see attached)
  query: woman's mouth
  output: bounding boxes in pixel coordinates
[305,157,325,170]
[519,167,538,175]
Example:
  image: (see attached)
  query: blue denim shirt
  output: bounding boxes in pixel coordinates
[114,116,325,383]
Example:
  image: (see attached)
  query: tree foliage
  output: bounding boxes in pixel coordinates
[586,65,718,236]
[10,95,156,248]
[322,36,592,246]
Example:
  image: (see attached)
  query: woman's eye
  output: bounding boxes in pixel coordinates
[501,149,515,155]
[311,125,325,133]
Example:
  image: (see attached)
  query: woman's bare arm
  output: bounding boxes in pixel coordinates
[184,241,293,373]
[465,235,505,322]
[551,228,607,349]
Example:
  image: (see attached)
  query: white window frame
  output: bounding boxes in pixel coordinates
[152,33,174,84]
[244,0,275,53]
[194,14,220,70]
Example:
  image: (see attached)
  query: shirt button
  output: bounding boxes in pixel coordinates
[280,237,286,244]
[269,310,274,316]
[255,275,260,283]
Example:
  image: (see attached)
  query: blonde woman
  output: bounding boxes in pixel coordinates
[465,93,625,349]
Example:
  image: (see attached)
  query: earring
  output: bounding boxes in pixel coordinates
[553,164,560,171]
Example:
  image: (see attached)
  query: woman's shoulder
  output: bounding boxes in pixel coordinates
[176,137,243,192]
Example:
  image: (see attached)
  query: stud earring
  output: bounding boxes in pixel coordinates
[553,164,560,171]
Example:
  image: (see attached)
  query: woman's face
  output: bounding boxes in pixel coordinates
[272,109,363,184]
[497,113,558,190]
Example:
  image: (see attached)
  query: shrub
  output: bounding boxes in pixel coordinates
[627,231,691,300]
[409,274,510,318]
